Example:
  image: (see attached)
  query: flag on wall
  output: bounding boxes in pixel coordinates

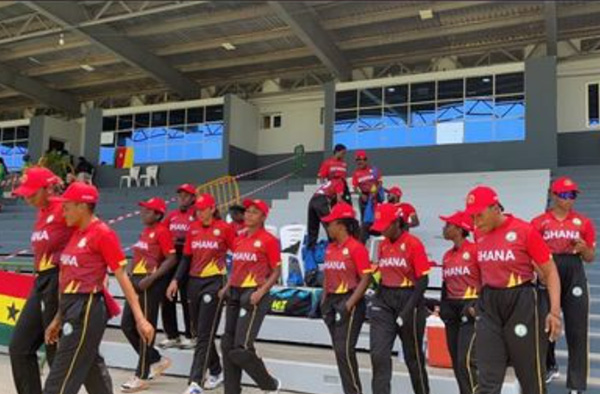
[0,271,34,346]
[115,147,134,169]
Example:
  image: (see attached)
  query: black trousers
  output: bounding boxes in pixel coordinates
[121,275,167,379]
[554,254,589,391]
[43,294,113,394]
[10,269,59,394]
[322,293,366,394]
[358,197,370,244]
[162,246,192,339]
[187,275,225,385]
[476,284,546,394]
[307,194,332,249]
[440,299,477,394]
[221,287,278,394]
[370,287,429,394]
[537,286,556,372]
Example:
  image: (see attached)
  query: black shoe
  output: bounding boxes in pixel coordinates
[545,365,560,384]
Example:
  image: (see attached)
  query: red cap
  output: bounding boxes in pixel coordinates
[51,182,99,204]
[321,203,356,223]
[195,193,216,210]
[355,150,367,160]
[13,167,60,197]
[387,186,403,198]
[177,183,196,196]
[439,211,473,232]
[139,197,167,214]
[371,203,402,232]
[243,198,269,216]
[551,177,579,194]
[464,186,500,215]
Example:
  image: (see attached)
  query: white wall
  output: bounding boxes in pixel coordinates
[250,89,324,155]
[557,57,600,133]
[42,116,83,157]
[228,95,259,153]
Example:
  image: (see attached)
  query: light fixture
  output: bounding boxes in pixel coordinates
[221,42,236,51]
[80,64,95,72]
[419,9,434,20]
[482,77,491,83]
[58,33,65,46]
[387,87,396,93]
[28,56,42,65]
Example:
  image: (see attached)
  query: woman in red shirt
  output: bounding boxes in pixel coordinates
[369,203,431,394]
[10,167,72,394]
[120,197,177,392]
[219,199,282,394]
[439,211,480,394]
[531,177,596,391]
[167,194,235,393]
[320,203,372,394]
[43,182,154,394]
[465,185,561,394]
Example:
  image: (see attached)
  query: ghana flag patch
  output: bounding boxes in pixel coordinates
[0,271,34,346]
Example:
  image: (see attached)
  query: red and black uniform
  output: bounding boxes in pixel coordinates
[475,215,551,394]
[177,219,234,386]
[319,156,351,205]
[121,223,175,380]
[162,206,196,339]
[352,165,382,242]
[307,178,345,248]
[322,237,372,394]
[440,240,480,394]
[43,219,127,394]
[222,228,281,394]
[371,232,431,394]
[532,210,596,391]
[10,201,74,394]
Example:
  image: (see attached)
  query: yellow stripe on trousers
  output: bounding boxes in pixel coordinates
[201,295,224,385]
[533,289,543,394]
[345,307,360,394]
[413,308,427,394]
[139,289,148,378]
[59,293,93,394]
[466,331,477,394]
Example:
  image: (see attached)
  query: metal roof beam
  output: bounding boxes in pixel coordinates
[269,1,351,81]
[26,1,201,99]
[0,62,80,115]
[545,1,558,56]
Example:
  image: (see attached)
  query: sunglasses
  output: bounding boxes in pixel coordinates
[556,191,578,200]
[356,158,366,162]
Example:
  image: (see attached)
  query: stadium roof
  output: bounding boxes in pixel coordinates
[0,1,599,119]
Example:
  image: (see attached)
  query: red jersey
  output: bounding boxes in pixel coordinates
[442,240,481,299]
[31,201,74,272]
[131,224,175,275]
[230,228,281,288]
[376,232,431,288]
[323,237,372,294]
[184,220,234,278]
[352,166,381,194]
[475,215,551,289]
[59,219,127,294]
[318,157,347,180]
[314,178,345,198]
[531,210,597,255]
[164,207,197,243]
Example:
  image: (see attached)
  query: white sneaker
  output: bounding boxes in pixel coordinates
[120,376,149,393]
[183,382,203,394]
[263,378,281,393]
[148,357,172,380]
[159,337,180,349]
[179,336,196,349]
[203,373,224,390]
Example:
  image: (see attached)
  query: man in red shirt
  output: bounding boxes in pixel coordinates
[532,177,596,391]
[351,150,383,243]
[318,144,351,204]
[161,183,197,349]
[369,203,431,394]
[9,167,72,394]
[120,197,177,392]
[307,178,344,249]
[219,199,282,394]
[387,186,420,229]
[465,186,561,394]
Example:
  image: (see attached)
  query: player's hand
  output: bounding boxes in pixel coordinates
[166,280,178,301]
[136,318,155,343]
[218,286,229,300]
[573,238,588,255]
[545,312,562,342]
[138,277,152,291]
[344,300,355,312]
[45,316,61,345]
[250,289,265,305]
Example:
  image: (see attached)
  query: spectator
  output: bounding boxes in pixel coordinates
[228,204,246,236]
[75,156,94,184]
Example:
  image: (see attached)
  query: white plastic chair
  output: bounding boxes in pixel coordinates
[279,224,307,286]
[139,165,159,187]
[119,166,141,188]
